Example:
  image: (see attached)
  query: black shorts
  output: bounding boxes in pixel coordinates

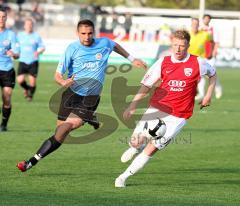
[17,61,39,77]
[58,88,100,122]
[0,69,16,88]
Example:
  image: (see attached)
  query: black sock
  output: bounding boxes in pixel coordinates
[28,86,36,98]
[28,136,61,166]
[1,106,11,127]
[20,81,29,90]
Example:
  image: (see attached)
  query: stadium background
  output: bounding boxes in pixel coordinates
[0,1,239,206]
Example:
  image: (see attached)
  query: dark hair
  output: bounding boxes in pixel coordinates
[172,29,191,43]
[0,6,7,13]
[77,19,95,30]
[203,14,211,19]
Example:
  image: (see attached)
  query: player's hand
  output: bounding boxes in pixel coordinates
[132,59,148,70]
[62,75,75,87]
[123,105,136,120]
[34,51,39,58]
[6,50,15,57]
[199,96,211,109]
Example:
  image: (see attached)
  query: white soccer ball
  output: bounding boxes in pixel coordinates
[143,118,167,140]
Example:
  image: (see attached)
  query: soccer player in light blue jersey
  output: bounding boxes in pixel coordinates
[17,18,45,101]
[0,7,19,132]
[17,19,147,172]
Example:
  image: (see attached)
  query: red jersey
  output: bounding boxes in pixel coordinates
[201,25,219,59]
[141,54,215,119]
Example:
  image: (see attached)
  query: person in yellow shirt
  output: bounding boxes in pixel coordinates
[189,17,213,100]
[189,17,212,58]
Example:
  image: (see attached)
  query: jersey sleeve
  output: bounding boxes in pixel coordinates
[107,38,116,52]
[197,57,216,77]
[36,34,45,50]
[140,57,163,88]
[56,45,72,75]
[10,32,20,54]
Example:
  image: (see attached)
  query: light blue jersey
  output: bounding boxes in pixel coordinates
[0,29,20,71]
[17,31,45,64]
[57,37,116,96]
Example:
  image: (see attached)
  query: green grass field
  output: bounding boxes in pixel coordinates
[0,63,239,206]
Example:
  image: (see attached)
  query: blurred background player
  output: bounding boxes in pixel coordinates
[201,14,222,99]
[0,6,19,132]
[188,17,213,101]
[115,29,216,188]
[17,18,45,101]
[17,19,147,172]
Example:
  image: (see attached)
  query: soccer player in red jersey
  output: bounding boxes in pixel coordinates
[115,29,217,188]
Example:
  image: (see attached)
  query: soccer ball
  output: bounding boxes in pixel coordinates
[143,118,167,140]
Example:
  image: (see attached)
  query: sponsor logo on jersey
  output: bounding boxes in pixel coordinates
[184,68,192,77]
[168,80,186,92]
[3,40,10,46]
[95,53,102,60]
[30,39,36,45]
[83,61,100,70]
[168,80,186,87]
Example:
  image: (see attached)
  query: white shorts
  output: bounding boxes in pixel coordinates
[132,106,186,150]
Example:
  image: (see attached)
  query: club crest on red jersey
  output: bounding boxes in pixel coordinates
[184,68,192,77]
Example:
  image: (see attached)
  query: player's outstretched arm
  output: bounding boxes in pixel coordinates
[123,85,150,120]
[200,74,217,109]
[113,43,147,70]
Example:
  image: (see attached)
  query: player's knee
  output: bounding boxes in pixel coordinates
[17,78,22,84]
[66,118,83,130]
[2,96,11,106]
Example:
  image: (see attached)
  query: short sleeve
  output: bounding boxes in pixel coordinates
[56,45,72,75]
[197,57,216,77]
[37,34,45,50]
[10,32,20,54]
[107,38,116,52]
[140,57,163,88]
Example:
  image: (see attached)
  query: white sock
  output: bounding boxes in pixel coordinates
[215,78,222,91]
[34,154,42,161]
[120,151,151,180]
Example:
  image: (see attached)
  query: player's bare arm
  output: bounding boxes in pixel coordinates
[113,43,147,70]
[54,71,75,87]
[200,73,217,109]
[212,42,219,57]
[123,84,150,120]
